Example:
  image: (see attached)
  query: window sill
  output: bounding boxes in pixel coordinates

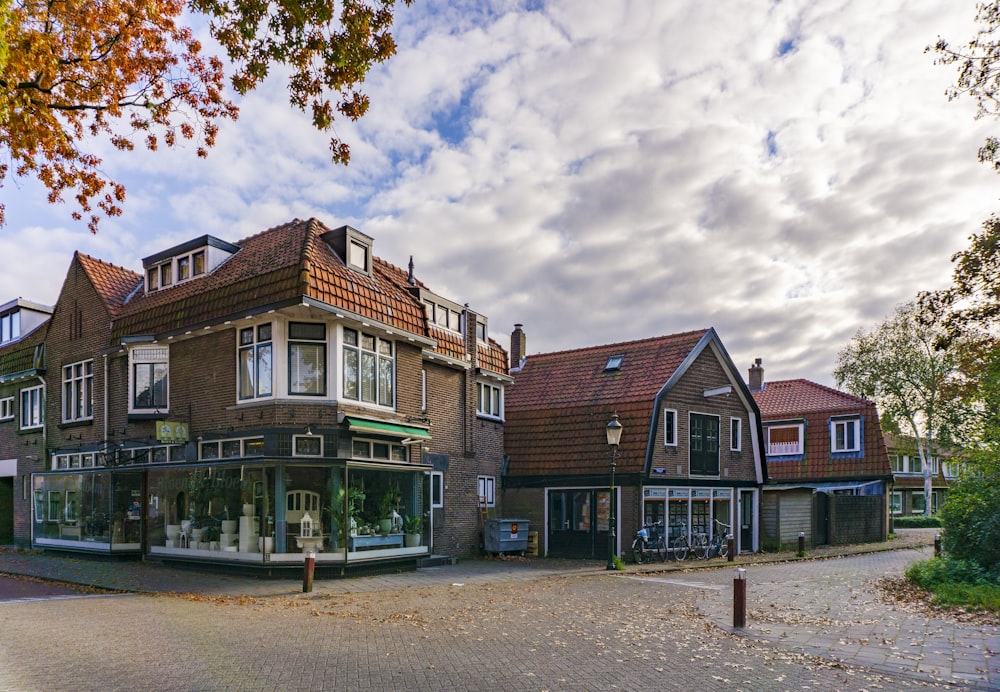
[128,412,169,421]
[57,420,93,430]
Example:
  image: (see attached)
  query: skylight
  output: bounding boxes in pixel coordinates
[604,354,624,371]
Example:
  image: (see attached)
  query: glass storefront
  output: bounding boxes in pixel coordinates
[643,487,734,543]
[35,455,430,563]
[144,462,429,563]
[33,471,142,551]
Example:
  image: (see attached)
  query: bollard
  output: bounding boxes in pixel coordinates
[934,534,941,558]
[303,548,316,593]
[733,568,747,628]
[727,534,735,562]
[797,531,805,556]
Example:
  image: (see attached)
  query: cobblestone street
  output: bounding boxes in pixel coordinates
[0,547,987,690]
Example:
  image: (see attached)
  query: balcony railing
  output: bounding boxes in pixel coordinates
[767,441,801,456]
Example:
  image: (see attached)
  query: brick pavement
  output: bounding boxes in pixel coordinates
[2,528,994,690]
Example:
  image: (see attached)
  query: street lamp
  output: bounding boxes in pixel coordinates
[606,413,623,570]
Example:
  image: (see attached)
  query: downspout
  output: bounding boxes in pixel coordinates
[103,353,109,446]
[38,376,47,466]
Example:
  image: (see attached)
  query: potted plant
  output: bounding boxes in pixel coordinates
[377,483,399,536]
[202,524,220,550]
[404,514,423,547]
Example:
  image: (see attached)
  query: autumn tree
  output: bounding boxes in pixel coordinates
[0,0,409,232]
[834,302,964,516]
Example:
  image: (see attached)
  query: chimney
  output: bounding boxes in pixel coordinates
[748,358,764,392]
[510,324,526,370]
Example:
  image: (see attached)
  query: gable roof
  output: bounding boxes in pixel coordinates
[76,252,143,317]
[506,329,741,477]
[752,379,891,483]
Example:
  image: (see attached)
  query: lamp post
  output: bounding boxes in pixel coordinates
[606,413,623,570]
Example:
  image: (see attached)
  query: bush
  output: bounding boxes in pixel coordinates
[939,460,1000,572]
[905,557,1000,612]
[893,515,942,528]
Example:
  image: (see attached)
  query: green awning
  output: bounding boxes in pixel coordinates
[343,416,432,441]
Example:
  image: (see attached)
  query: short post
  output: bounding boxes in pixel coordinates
[797,531,805,557]
[303,548,316,593]
[727,534,735,562]
[934,534,941,558]
[733,568,747,628]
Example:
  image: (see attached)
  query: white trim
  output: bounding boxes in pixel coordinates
[830,417,861,453]
[663,408,677,447]
[730,417,742,452]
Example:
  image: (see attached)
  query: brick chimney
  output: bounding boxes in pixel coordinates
[510,324,526,371]
[748,358,764,392]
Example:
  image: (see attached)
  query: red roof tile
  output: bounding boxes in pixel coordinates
[505,330,710,475]
[76,253,142,317]
[752,379,891,482]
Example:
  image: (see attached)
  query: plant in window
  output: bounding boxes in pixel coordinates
[404,515,423,547]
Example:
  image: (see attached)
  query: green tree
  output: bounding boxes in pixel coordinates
[1,0,410,232]
[834,302,963,516]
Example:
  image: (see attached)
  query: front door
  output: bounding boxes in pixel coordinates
[547,489,612,559]
[739,490,754,552]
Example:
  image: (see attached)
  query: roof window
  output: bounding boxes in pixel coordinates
[604,354,625,371]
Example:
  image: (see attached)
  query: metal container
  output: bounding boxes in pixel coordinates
[484,519,530,556]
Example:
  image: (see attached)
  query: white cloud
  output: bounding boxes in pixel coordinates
[2,0,998,388]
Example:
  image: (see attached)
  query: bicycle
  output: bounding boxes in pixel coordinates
[631,521,666,564]
[706,519,731,559]
[669,525,689,561]
[689,529,709,560]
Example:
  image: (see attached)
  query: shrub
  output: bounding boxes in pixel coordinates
[905,556,992,589]
[893,515,942,528]
[939,460,1000,571]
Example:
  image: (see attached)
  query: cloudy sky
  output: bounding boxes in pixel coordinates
[3,0,999,386]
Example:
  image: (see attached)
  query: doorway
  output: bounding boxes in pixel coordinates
[739,489,754,552]
[547,488,613,559]
[0,477,12,544]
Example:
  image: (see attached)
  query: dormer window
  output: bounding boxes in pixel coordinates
[143,235,239,294]
[0,310,20,344]
[424,299,463,333]
[348,239,369,272]
[605,354,624,371]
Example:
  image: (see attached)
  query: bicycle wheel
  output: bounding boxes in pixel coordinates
[719,536,729,559]
[671,535,688,561]
[632,538,647,564]
[692,533,708,560]
[654,537,666,562]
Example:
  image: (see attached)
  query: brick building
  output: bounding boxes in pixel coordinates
[749,360,893,550]
[17,219,509,570]
[503,327,767,560]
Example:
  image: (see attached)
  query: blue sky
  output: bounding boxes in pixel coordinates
[3,0,998,386]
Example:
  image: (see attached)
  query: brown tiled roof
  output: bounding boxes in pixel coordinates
[478,338,508,375]
[505,330,709,476]
[429,326,465,361]
[113,219,427,339]
[0,321,47,377]
[752,379,891,483]
[76,253,142,317]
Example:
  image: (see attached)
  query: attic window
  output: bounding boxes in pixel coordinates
[348,239,369,272]
[604,354,625,371]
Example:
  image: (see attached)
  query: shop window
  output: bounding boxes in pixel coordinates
[293,435,323,457]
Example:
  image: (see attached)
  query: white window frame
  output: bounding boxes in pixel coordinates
[342,328,395,408]
[20,385,43,429]
[830,417,861,453]
[431,471,444,509]
[730,417,742,451]
[476,381,503,420]
[765,423,804,456]
[287,322,327,397]
[62,359,94,422]
[663,408,677,447]
[477,475,496,508]
[350,438,407,462]
[421,369,427,412]
[1,310,21,345]
[238,322,273,401]
[911,491,927,514]
[890,491,902,515]
[0,396,13,421]
[128,346,169,413]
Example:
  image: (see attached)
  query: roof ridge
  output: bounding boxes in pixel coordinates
[525,328,710,360]
[764,378,871,405]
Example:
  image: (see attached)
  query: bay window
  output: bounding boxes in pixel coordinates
[288,322,326,396]
[130,346,169,412]
[343,328,394,407]
[238,323,272,400]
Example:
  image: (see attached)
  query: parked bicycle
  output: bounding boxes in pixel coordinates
[632,521,666,564]
[706,519,731,559]
[670,525,690,561]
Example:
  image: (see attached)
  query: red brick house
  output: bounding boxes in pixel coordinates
[24,218,509,570]
[749,360,892,549]
[884,433,959,518]
[0,299,52,547]
[503,327,767,560]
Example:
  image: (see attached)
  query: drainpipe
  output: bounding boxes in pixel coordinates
[38,375,47,466]
[103,353,109,448]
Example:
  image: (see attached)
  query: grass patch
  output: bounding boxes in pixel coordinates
[905,556,1000,615]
